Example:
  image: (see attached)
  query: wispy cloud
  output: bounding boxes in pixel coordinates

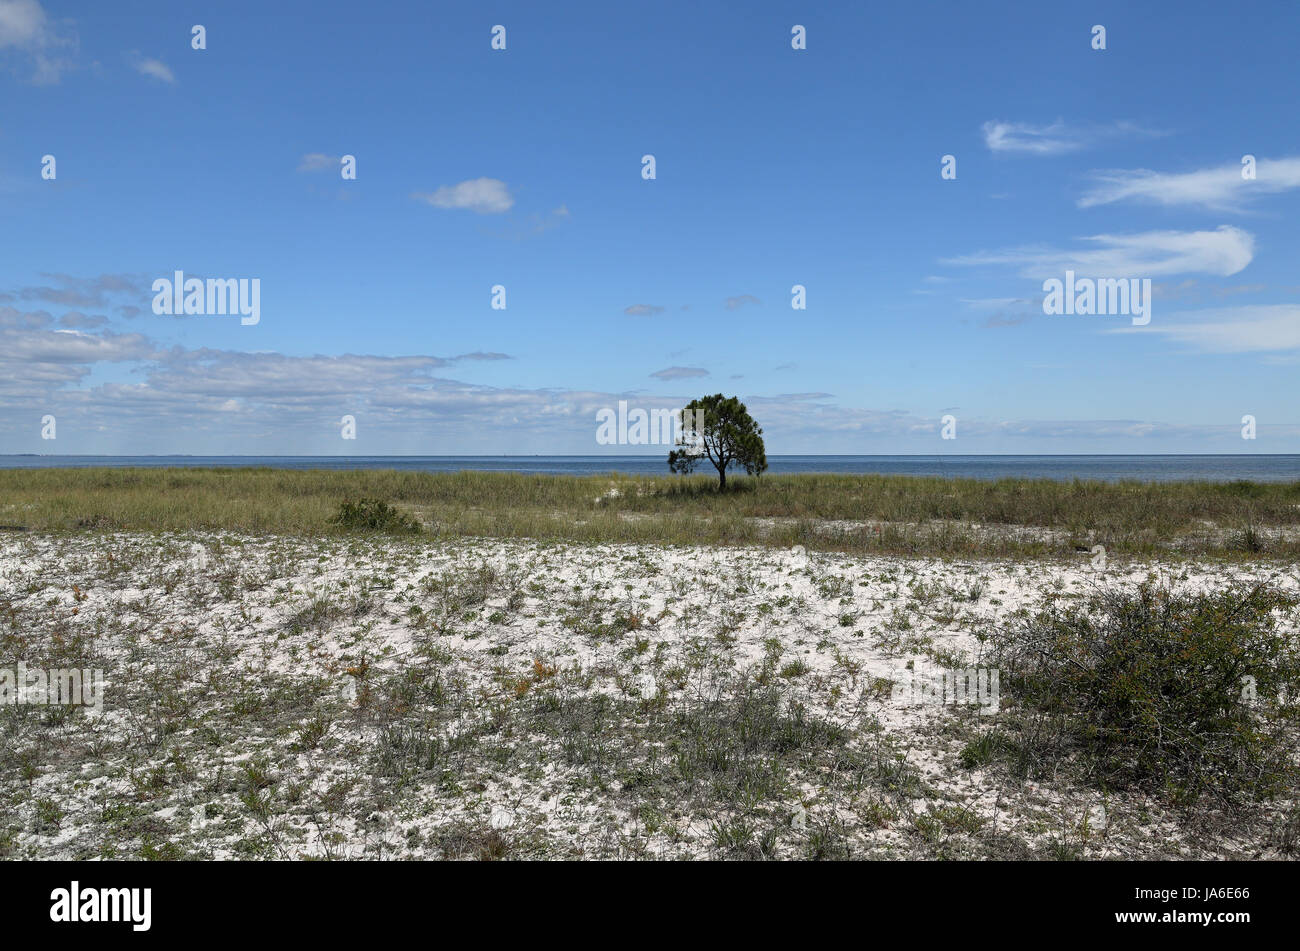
[4,273,1293,451]
[944,226,1255,279]
[449,351,512,363]
[746,392,833,403]
[981,119,1159,156]
[724,294,760,310]
[1109,304,1300,354]
[2,301,1294,448]
[1211,283,1268,298]
[1152,280,1201,302]
[412,177,514,214]
[982,310,1035,328]
[649,366,708,380]
[961,297,1031,308]
[296,153,339,173]
[624,304,665,316]
[1078,156,1300,212]
[0,0,46,47]
[0,272,149,309]
[959,298,1037,328]
[491,204,569,239]
[0,0,76,83]
[133,56,174,84]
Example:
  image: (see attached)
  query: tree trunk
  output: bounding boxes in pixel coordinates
[717,466,726,490]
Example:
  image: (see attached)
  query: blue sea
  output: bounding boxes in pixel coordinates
[2,455,1298,483]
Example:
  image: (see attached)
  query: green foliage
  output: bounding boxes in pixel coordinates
[990,581,1300,807]
[330,497,421,534]
[668,393,768,489]
[4,467,1299,561]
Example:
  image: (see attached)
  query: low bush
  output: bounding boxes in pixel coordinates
[330,498,421,534]
[989,581,1300,808]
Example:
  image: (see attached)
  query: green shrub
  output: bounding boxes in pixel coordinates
[330,498,421,534]
[990,581,1300,807]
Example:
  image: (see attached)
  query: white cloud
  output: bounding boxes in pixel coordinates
[982,119,1159,156]
[296,152,338,172]
[0,0,74,83]
[1109,304,1300,353]
[0,0,44,47]
[982,120,1079,155]
[1,277,1293,451]
[624,304,664,316]
[1,272,148,308]
[1079,157,1300,212]
[944,226,1255,279]
[134,57,174,83]
[58,311,108,329]
[413,177,513,214]
[0,319,155,368]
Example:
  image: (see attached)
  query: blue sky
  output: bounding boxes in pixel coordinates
[2,0,1298,454]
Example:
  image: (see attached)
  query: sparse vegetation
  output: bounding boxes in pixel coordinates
[2,478,1297,860]
[0,467,1297,561]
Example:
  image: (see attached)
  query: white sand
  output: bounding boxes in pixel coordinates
[0,532,1294,859]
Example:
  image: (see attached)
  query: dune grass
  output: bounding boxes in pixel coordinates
[0,466,1298,560]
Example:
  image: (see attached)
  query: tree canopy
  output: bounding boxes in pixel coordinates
[667,394,767,489]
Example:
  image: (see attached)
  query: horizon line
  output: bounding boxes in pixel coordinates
[4,453,1299,459]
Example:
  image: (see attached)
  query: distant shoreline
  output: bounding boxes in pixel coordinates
[4,453,1298,457]
[1,454,1297,484]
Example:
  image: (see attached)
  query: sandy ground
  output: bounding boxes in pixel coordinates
[1,532,1296,860]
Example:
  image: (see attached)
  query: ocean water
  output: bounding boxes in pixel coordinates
[2,454,1298,483]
